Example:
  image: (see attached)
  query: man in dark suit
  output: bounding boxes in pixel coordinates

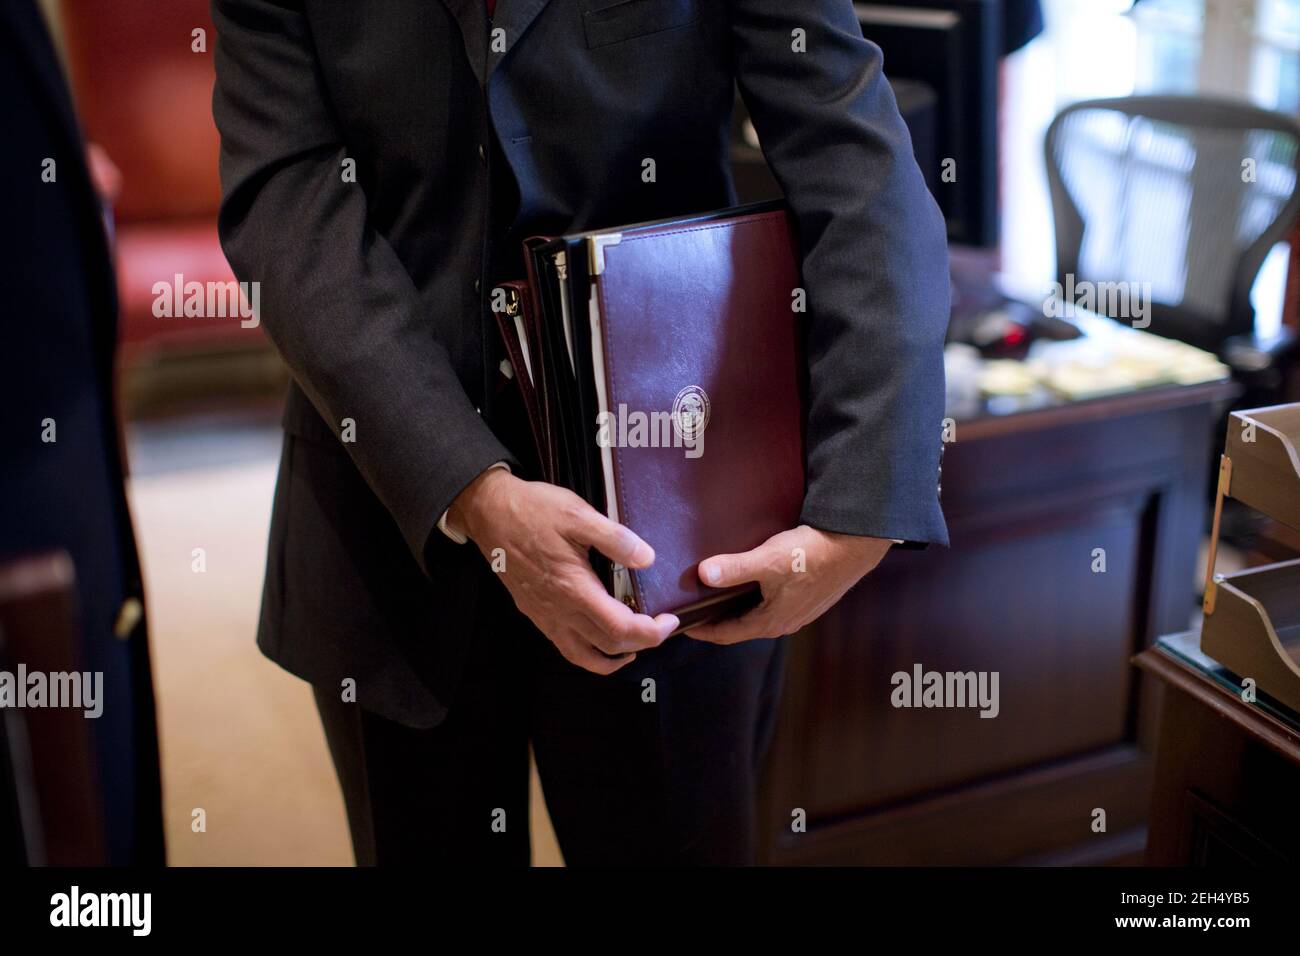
[212,0,949,864]
[0,0,165,866]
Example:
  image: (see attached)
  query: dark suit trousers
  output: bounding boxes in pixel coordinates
[313,591,786,866]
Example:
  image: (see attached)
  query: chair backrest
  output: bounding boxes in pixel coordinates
[0,552,108,866]
[1045,95,1300,351]
[58,0,222,224]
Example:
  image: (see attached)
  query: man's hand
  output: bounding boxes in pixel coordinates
[449,469,679,674]
[687,526,891,645]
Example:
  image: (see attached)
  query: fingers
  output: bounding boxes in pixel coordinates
[688,606,780,645]
[543,561,677,657]
[652,612,682,635]
[566,569,676,652]
[566,506,655,569]
[553,628,637,675]
[580,606,679,657]
[698,544,776,589]
[497,487,684,672]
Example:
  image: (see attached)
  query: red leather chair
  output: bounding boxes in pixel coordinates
[59,0,264,360]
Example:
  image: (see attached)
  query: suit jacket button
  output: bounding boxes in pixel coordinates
[478,144,486,161]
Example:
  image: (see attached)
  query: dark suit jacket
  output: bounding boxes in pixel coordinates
[1003,0,1045,55]
[0,0,165,865]
[212,0,950,728]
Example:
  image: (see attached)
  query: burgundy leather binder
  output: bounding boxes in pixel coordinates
[494,202,805,629]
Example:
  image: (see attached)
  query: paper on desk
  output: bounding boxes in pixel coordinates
[979,316,1229,401]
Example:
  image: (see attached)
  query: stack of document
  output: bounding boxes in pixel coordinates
[492,203,806,629]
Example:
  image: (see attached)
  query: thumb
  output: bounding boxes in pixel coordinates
[698,547,770,588]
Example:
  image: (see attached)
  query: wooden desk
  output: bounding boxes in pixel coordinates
[1135,633,1300,865]
[757,378,1237,865]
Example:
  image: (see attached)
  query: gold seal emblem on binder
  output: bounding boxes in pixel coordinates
[672,385,710,444]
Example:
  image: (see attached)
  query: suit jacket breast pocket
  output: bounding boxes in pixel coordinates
[582,0,701,49]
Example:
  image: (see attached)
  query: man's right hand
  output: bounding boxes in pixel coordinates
[448,468,678,674]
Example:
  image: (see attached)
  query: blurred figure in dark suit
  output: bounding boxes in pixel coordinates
[1003,0,1045,56]
[0,0,164,866]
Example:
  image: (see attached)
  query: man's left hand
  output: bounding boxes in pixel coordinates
[687,526,892,645]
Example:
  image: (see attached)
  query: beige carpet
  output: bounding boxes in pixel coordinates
[127,455,562,866]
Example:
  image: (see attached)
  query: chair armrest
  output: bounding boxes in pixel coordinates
[1222,327,1298,374]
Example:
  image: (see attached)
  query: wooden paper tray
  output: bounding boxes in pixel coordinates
[1202,558,1300,713]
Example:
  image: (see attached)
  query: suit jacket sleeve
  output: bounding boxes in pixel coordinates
[730,0,951,546]
[210,0,516,573]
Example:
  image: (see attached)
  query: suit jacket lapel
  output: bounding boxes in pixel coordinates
[442,0,554,85]
[488,0,554,76]
[440,0,488,85]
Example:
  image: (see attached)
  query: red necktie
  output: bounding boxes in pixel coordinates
[487,0,496,16]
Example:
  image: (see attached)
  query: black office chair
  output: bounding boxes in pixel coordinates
[1045,95,1300,404]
